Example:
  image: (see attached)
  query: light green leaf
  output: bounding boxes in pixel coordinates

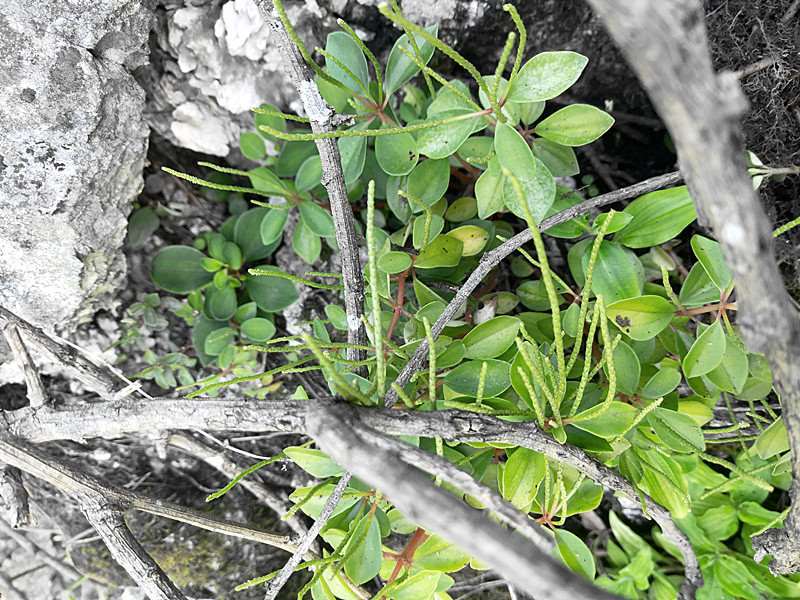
[495,123,556,223]
[284,446,344,478]
[615,186,696,248]
[344,514,382,585]
[204,285,237,321]
[293,218,322,264]
[384,26,438,97]
[299,201,336,237]
[414,234,463,269]
[338,134,367,187]
[534,104,614,147]
[531,138,580,177]
[571,401,638,439]
[444,359,511,397]
[448,225,489,256]
[555,529,596,580]
[204,327,235,356]
[697,504,738,541]
[390,571,443,600]
[691,235,733,291]
[325,31,370,95]
[608,340,640,396]
[151,246,213,294]
[647,407,705,453]
[500,448,545,510]
[240,317,276,343]
[445,196,478,222]
[706,335,748,393]
[246,267,299,312]
[754,417,789,460]
[412,214,445,249]
[416,110,481,159]
[475,157,506,219]
[679,262,720,307]
[640,367,681,399]
[683,320,726,379]
[605,295,675,340]
[239,131,266,161]
[295,155,322,192]
[593,211,633,235]
[260,209,289,246]
[462,316,521,359]
[585,241,644,303]
[407,159,450,208]
[375,130,419,176]
[507,51,589,102]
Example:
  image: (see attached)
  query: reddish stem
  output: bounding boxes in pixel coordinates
[385,268,410,357]
[387,527,429,584]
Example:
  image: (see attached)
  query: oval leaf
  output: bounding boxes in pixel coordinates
[462,316,522,359]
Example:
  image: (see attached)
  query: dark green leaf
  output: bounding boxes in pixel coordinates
[407,159,450,208]
[151,246,213,294]
[605,295,675,340]
[324,31,370,94]
[683,320,726,379]
[384,26,437,97]
[555,529,596,580]
[691,235,733,291]
[647,407,705,453]
[462,316,521,359]
[615,186,696,248]
[245,268,299,312]
[240,317,276,343]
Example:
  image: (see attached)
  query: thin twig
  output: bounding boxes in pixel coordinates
[2,324,47,407]
[0,306,116,399]
[255,0,367,367]
[0,466,31,528]
[264,472,353,600]
[385,170,683,406]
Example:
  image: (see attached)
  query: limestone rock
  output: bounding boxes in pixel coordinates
[0,1,152,333]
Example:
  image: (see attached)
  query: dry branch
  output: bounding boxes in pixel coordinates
[1,396,698,590]
[307,405,618,600]
[0,306,116,399]
[79,494,187,600]
[2,323,47,407]
[0,465,31,528]
[254,0,366,365]
[385,170,683,406]
[585,0,800,577]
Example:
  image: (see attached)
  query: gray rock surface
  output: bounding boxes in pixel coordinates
[0,1,153,332]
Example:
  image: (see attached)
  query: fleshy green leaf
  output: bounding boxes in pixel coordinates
[384,26,438,97]
[325,31,370,95]
[462,316,521,359]
[299,201,336,237]
[585,241,644,303]
[295,155,322,192]
[532,138,580,177]
[682,320,726,379]
[447,225,489,257]
[444,359,511,397]
[284,447,343,478]
[375,130,419,176]
[414,234,463,269]
[507,51,589,102]
[239,131,266,161]
[534,104,614,147]
[495,123,556,223]
[679,262,720,308]
[417,110,481,159]
[246,267,299,312]
[475,157,506,219]
[614,186,696,248]
[378,251,412,274]
[260,209,289,246]
[204,285,237,321]
[706,335,748,393]
[240,317,276,343]
[647,407,705,453]
[691,235,733,291]
[343,513,382,585]
[407,159,450,208]
[605,295,675,340]
[151,246,214,294]
[500,448,545,510]
[555,529,596,580]
[571,401,638,439]
[293,218,322,264]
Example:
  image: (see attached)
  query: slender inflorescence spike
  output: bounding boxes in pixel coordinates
[388,0,435,98]
[502,3,527,83]
[367,181,386,397]
[316,47,374,100]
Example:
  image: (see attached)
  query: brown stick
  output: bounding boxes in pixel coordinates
[585,0,800,579]
[254,0,367,366]
[79,494,187,600]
